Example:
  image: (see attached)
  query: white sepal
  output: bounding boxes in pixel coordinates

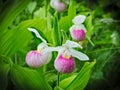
[37,42,48,52]
[42,46,63,54]
[79,24,87,32]
[63,40,83,49]
[70,24,87,33]
[28,28,47,43]
[72,15,86,25]
[69,48,89,61]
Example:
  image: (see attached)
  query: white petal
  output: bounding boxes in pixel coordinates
[79,24,87,32]
[70,49,89,61]
[50,0,60,8]
[50,0,55,8]
[63,40,83,49]
[72,15,86,25]
[42,46,63,54]
[70,24,87,33]
[37,42,48,51]
[28,28,47,43]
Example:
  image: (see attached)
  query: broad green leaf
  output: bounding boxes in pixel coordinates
[0,18,46,56]
[59,0,76,32]
[27,1,37,14]
[59,75,76,89]
[0,0,30,31]
[34,6,53,29]
[0,55,12,90]
[85,14,93,38]
[65,61,96,90]
[53,13,61,46]
[59,16,70,32]
[68,0,76,21]
[85,14,95,46]
[10,64,52,90]
[34,7,46,18]
[54,86,64,90]
[55,60,96,90]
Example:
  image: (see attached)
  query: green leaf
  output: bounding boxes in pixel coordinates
[85,14,93,38]
[0,0,30,31]
[59,16,70,32]
[85,14,95,46]
[27,1,37,14]
[34,6,53,29]
[0,18,46,56]
[59,75,76,89]
[65,61,96,90]
[56,60,96,90]
[59,0,76,32]
[34,7,46,18]
[53,13,61,46]
[68,0,76,21]
[10,64,52,90]
[0,55,12,90]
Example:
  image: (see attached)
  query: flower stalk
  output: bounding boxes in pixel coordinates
[57,72,60,86]
[53,12,61,46]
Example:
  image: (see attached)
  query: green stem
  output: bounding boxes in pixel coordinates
[45,0,48,31]
[43,64,47,73]
[45,0,48,17]
[53,12,61,46]
[57,72,60,86]
[15,53,17,64]
[86,35,95,46]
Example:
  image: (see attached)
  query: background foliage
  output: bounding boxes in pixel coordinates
[0,0,120,90]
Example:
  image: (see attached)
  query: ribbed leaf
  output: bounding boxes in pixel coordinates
[65,61,96,90]
[85,14,93,37]
[59,0,76,32]
[0,0,29,31]
[59,75,76,89]
[59,16,70,32]
[0,55,12,90]
[27,1,37,14]
[55,61,96,90]
[0,18,46,56]
[10,64,52,90]
[68,0,76,21]
[53,13,61,46]
[85,14,95,46]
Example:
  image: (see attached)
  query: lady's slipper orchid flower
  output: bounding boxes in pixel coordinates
[70,15,87,41]
[50,0,66,12]
[43,40,89,73]
[26,28,52,68]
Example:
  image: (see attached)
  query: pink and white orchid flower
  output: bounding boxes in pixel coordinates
[50,0,66,12]
[70,15,87,41]
[43,40,89,73]
[26,28,52,68]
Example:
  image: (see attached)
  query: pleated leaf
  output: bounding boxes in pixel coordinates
[0,55,12,90]
[0,0,29,31]
[10,64,52,90]
[65,61,96,90]
[0,18,46,56]
[68,0,76,22]
[55,61,96,90]
[59,0,76,32]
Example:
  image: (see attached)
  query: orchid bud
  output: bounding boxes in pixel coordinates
[70,29,86,41]
[54,54,75,74]
[50,0,66,12]
[26,50,52,68]
[70,15,87,41]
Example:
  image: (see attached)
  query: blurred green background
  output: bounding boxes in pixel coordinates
[0,0,120,90]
